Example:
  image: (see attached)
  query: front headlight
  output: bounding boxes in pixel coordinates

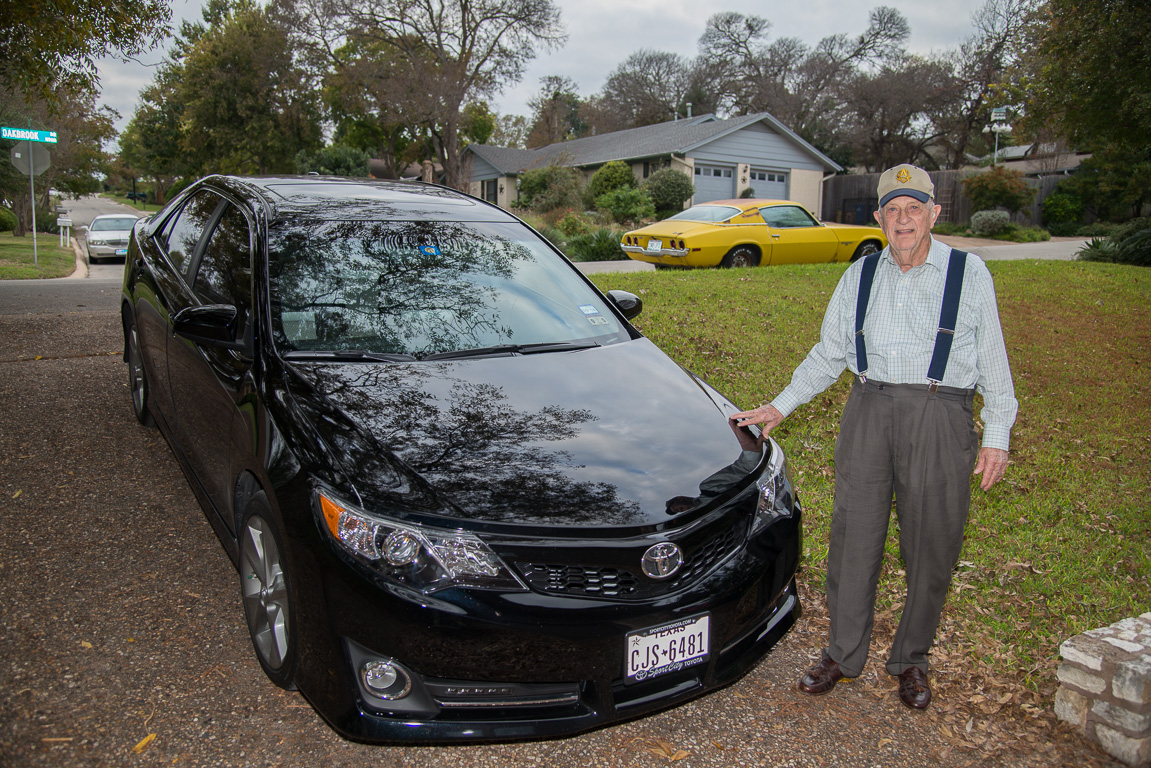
[750,438,796,536]
[316,489,527,593]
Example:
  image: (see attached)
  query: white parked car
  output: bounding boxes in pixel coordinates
[83,214,143,263]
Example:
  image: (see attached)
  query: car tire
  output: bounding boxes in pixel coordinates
[125,317,156,427]
[721,245,760,268]
[240,494,299,691]
[852,240,882,261]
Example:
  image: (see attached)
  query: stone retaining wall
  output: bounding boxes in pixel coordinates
[1055,613,1151,767]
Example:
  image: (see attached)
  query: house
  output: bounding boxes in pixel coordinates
[464,112,842,215]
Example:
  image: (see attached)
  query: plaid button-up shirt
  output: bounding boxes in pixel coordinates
[770,237,1018,451]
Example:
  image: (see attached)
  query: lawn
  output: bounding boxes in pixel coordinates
[0,230,77,278]
[592,260,1150,752]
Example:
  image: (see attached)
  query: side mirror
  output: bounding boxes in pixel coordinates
[173,304,241,347]
[607,290,643,320]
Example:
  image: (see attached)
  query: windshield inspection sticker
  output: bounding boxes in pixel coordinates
[578,305,600,316]
[419,245,442,256]
[588,316,610,326]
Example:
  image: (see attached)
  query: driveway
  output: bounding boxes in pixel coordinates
[0,277,1107,768]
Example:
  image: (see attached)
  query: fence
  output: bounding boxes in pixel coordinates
[821,169,1064,227]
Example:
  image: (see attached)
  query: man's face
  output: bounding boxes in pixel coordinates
[873,196,941,262]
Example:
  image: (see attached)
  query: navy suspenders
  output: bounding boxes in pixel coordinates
[854,248,968,390]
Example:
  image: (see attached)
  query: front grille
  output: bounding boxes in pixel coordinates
[517,523,744,600]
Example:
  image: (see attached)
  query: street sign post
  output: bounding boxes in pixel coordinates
[3,125,58,267]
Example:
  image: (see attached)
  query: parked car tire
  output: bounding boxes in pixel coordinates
[852,240,883,261]
[240,494,299,691]
[125,317,155,427]
[721,245,760,268]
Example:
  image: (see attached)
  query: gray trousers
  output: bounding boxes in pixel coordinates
[823,379,978,677]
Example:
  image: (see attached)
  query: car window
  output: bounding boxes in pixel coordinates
[193,203,252,310]
[665,205,742,223]
[269,220,630,359]
[760,205,819,228]
[90,217,139,231]
[163,191,223,275]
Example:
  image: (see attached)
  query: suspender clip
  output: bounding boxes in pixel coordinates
[927,381,940,394]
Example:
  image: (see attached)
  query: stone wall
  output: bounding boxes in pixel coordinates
[1056,613,1151,767]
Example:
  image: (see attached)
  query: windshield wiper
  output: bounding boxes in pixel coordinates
[283,349,418,363]
[420,341,600,361]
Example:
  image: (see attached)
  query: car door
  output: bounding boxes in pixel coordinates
[166,200,257,534]
[132,190,224,431]
[760,205,839,264]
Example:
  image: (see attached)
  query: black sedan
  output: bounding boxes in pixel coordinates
[119,175,802,743]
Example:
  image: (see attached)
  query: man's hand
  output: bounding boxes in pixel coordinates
[973,447,1009,491]
[730,404,785,435]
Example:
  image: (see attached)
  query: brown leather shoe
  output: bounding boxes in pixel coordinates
[798,658,846,695]
[897,666,932,710]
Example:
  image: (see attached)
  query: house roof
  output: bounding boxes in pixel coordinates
[467,112,842,175]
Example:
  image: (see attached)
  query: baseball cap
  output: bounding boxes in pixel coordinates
[877,164,934,207]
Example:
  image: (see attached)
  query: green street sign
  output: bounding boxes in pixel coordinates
[1,126,58,143]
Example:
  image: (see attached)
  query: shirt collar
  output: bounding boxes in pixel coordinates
[882,236,948,274]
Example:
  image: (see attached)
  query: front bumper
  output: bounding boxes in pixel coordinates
[288,505,803,743]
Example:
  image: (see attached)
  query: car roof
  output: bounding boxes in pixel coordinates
[195,175,517,224]
[695,199,797,210]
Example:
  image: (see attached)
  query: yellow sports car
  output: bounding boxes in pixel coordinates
[621,199,887,268]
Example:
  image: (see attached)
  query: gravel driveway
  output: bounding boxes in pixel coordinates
[0,277,1112,768]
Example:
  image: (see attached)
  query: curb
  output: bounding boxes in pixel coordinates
[66,236,88,279]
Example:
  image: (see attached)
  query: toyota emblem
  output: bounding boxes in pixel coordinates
[641,542,683,580]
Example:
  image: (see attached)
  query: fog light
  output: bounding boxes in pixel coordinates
[361,660,412,700]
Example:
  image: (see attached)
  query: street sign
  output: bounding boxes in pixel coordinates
[1,126,57,143]
[10,143,50,176]
[991,107,1008,123]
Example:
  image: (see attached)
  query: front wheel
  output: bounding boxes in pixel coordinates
[720,245,760,268]
[125,317,155,427]
[851,240,882,261]
[240,494,298,690]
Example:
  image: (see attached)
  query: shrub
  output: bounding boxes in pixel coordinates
[1076,217,1151,266]
[595,187,655,225]
[565,227,627,262]
[518,164,584,214]
[167,178,193,201]
[963,167,1036,214]
[587,161,637,201]
[998,224,1051,243]
[739,187,757,198]
[0,207,17,232]
[1042,191,1083,236]
[971,210,1011,236]
[1076,222,1119,238]
[555,210,591,237]
[643,168,695,212]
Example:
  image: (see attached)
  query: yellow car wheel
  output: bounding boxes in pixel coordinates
[851,240,883,261]
[721,245,760,268]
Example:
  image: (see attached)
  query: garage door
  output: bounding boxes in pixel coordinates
[693,164,735,202]
[749,170,787,199]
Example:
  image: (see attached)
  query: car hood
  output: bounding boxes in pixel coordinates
[284,339,765,531]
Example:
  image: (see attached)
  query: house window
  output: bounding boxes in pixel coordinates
[483,179,498,203]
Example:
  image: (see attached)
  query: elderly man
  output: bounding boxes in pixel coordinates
[731,164,1017,710]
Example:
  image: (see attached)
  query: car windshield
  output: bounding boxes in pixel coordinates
[269,219,629,359]
[90,217,138,231]
[664,205,742,223]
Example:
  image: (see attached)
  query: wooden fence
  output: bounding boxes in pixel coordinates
[821,169,1064,227]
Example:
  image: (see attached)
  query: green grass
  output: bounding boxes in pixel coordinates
[0,231,77,278]
[591,262,1150,700]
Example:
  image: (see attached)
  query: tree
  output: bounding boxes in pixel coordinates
[295,145,371,176]
[1017,0,1151,150]
[0,0,170,105]
[177,1,323,174]
[292,0,566,189]
[491,114,531,149]
[118,70,189,206]
[526,76,586,147]
[597,50,694,127]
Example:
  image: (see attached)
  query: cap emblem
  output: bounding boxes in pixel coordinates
[895,168,911,183]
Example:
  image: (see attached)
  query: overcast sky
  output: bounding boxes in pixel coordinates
[96,0,991,142]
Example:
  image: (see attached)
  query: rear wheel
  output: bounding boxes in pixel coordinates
[852,240,882,261]
[240,494,298,690]
[125,317,155,427]
[720,245,760,268]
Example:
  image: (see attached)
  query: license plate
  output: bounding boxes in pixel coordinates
[645,239,662,252]
[115,248,128,256]
[625,614,709,683]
